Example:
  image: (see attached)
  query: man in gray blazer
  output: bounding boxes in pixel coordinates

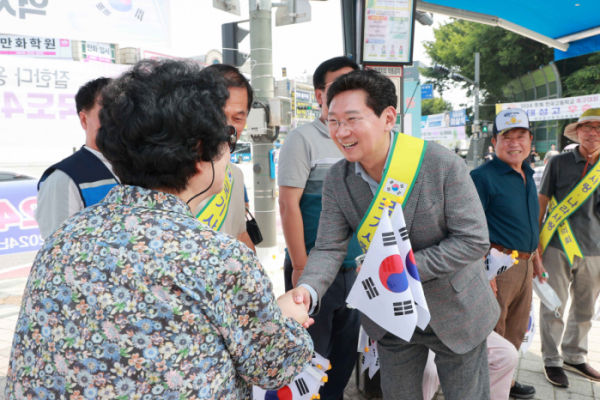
[291,70,500,399]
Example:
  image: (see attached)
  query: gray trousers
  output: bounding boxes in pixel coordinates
[377,326,490,400]
[540,246,600,367]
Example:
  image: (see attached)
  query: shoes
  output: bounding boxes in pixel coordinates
[509,381,535,399]
[564,362,600,382]
[544,366,569,388]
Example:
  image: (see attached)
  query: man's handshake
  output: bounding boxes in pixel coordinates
[277,286,314,329]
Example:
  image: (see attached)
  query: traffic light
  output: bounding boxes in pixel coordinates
[222,21,249,67]
[432,63,450,75]
[482,125,488,133]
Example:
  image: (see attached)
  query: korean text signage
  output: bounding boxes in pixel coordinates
[0,34,72,59]
[0,180,43,257]
[0,56,129,166]
[361,0,417,65]
[82,41,115,63]
[0,0,171,47]
[421,110,467,141]
[496,94,600,121]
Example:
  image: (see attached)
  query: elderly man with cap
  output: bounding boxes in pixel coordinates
[471,108,547,399]
[538,108,600,388]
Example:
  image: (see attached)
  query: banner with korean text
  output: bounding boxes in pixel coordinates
[496,94,600,121]
[0,0,170,48]
[0,56,129,166]
[0,180,43,257]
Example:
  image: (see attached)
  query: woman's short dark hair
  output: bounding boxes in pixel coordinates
[313,57,359,90]
[326,69,397,117]
[97,59,230,192]
[204,64,253,113]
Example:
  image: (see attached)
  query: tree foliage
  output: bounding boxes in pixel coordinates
[422,20,554,120]
[421,97,453,116]
[563,52,600,97]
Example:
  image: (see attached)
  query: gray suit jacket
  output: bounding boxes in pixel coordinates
[298,140,500,354]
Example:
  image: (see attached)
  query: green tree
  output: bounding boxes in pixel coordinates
[563,52,600,97]
[421,20,553,121]
[421,97,453,116]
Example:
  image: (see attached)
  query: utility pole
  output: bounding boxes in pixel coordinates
[249,0,277,248]
[432,52,481,167]
[472,52,481,168]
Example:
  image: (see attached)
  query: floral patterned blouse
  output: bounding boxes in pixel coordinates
[5,185,313,400]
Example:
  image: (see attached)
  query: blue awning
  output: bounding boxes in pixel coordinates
[418,0,600,60]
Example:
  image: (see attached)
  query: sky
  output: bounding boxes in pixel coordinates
[123,1,469,109]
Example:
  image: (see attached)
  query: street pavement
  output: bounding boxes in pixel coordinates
[2,162,600,399]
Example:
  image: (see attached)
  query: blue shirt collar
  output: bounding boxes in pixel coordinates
[491,155,535,177]
[355,131,394,195]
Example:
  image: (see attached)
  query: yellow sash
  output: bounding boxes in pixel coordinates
[356,133,427,254]
[196,164,234,231]
[540,160,600,264]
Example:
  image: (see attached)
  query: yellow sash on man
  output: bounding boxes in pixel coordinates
[196,164,234,231]
[356,133,427,254]
[540,160,600,265]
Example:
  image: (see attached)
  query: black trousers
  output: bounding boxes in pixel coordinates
[284,258,361,400]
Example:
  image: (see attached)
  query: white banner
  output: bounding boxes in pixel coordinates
[0,0,170,48]
[420,126,466,141]
[0,34,72,59]
[0,56,129,166]
[82,41,114,63]
[496,94,600,122]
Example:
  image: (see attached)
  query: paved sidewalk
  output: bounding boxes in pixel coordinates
[2,251,600,400]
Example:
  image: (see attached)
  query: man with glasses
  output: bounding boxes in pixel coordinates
[291,69,498,399]
[194,65,256,253]
[538,108,600,388]
[278,57,360,400]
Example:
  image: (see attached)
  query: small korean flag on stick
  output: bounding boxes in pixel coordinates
[389,206,431,330]
[485,248,518,281]
[253,353,330,400]
[520,300,536,354]
[347,205,418,341]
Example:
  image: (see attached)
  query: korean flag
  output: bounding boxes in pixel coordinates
[253,354,329,400]
[346,207,418,341]
[485,248,518,281]
[389,206,431,330]
[520,300,536,354]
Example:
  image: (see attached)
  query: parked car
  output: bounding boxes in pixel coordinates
[0,171,35,182]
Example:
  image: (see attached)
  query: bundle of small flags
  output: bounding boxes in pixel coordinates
[253,352,331,400]
[520,299,535,354]
[347,204,430,341]
[357,326,380,378]
[485,248,518,280]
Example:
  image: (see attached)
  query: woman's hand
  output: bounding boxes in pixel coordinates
[277,291,314,328]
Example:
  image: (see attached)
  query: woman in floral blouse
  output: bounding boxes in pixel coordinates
[5,60,313,400]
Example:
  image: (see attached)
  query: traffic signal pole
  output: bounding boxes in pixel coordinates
[249,0,277,248]
[473,52,481,168]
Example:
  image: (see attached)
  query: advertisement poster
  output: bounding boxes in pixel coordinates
[0,180,42,257]
[496,94,600,122]
[0,34,73,59]
[420,110,468,150]
[362,0,416,65]
[0,0,170,48]
[0,56,130,166]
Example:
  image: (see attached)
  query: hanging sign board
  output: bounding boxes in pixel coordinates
[360,0,417,65]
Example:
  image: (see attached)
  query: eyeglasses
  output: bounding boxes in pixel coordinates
[225,125,237,153]
[327,113,373,133]
[578,124,600,133]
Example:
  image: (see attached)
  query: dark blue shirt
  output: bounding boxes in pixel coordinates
[470,156,540,252]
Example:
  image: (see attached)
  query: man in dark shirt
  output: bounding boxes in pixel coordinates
[538,108,600,388]
[471,109,548,400]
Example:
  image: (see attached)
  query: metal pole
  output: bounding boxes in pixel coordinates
[249,0,277,248]
[473,52,480,168]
